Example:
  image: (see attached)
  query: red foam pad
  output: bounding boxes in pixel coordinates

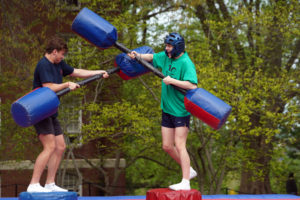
[184,97,220,129]
[146,188,202,200]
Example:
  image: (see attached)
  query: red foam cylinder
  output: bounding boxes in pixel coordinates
[146,188,202,200]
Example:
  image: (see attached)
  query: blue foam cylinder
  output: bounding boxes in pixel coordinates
[11,87,60,127]
[184,88,232,130]
[72,7,117,49]
[19,191,78,200]
[115,46,154,80]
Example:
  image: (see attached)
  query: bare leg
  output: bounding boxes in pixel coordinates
[174,126,190,180]
[168,126,191,190]
[161,127,181,164]
[45,134,66,184]
[30,134,55,184]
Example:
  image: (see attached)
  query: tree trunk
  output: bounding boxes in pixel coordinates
[239,134,273,194]
[240,166,272,194]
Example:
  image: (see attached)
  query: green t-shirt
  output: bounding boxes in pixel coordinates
[153,51,198,117]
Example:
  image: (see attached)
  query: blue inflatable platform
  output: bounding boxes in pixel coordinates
[1,193,299,200]
[18,192,77,200]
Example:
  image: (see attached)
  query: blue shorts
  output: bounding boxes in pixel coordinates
[161,111,191,128]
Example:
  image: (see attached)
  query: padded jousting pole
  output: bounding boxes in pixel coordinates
[71,7,232,129]
[11,67,119,127]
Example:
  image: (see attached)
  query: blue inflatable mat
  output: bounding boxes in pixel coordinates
[78,195,300,200]
[78,196,145,200]
[201,194,300,199]
[19,192,78,200]
[2,194,300,200]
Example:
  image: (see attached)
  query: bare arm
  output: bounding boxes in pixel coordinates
[43,69,109,92]
[127,51,153,62]
[163,76,197,90]
[43,82,79,92]
[128,51,196,90]
[70,69,109,78]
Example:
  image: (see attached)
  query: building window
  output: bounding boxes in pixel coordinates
[66,104,82,134]
[57,0,81,11]
[60,97,82,144]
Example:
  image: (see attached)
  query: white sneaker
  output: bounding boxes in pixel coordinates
[190,167,197,180]
[27,183,51,193]
[45,183,68,192]
[169,179,191,191]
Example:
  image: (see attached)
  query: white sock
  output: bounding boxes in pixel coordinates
[181,178,190,184]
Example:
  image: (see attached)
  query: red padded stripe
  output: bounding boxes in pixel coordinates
[184,97,220,130]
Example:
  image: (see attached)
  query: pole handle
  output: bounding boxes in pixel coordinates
[114,42,186,94]
[56,67,120,97]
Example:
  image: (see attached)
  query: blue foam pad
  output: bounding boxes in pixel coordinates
[115,46,154,80]
[11,87,60,127]
[19,192,77,200]
[72,7,117,49]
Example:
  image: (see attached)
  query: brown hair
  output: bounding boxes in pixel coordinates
[45,36,68,54]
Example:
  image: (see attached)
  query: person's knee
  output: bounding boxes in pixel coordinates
[175,142,186,153]
[175,136,187,153]
[44,143,56,154]
[162,144,174,153]
[56,142,66,153]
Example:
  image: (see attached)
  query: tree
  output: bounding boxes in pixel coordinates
[0,0,71,160]
[2,0,299,195]
[66,0,202,195]
[76,0,300,194]
[59,0,168,195]
[177,0,299,194]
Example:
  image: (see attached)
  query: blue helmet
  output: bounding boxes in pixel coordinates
[164,32,185,58]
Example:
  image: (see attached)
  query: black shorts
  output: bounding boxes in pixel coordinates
[161,111,191,129]
[34,116,63,136]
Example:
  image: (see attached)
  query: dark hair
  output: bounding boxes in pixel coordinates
[45,36,68,54]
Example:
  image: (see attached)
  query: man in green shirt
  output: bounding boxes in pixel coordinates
[128,33,198,190]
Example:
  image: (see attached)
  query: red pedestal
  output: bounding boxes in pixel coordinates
[146,188,202,200]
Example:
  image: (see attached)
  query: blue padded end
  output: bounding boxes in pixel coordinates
[72,7,117,49]
[11,87,60,127]
[115,46,154,79]
[19,192,78,200]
